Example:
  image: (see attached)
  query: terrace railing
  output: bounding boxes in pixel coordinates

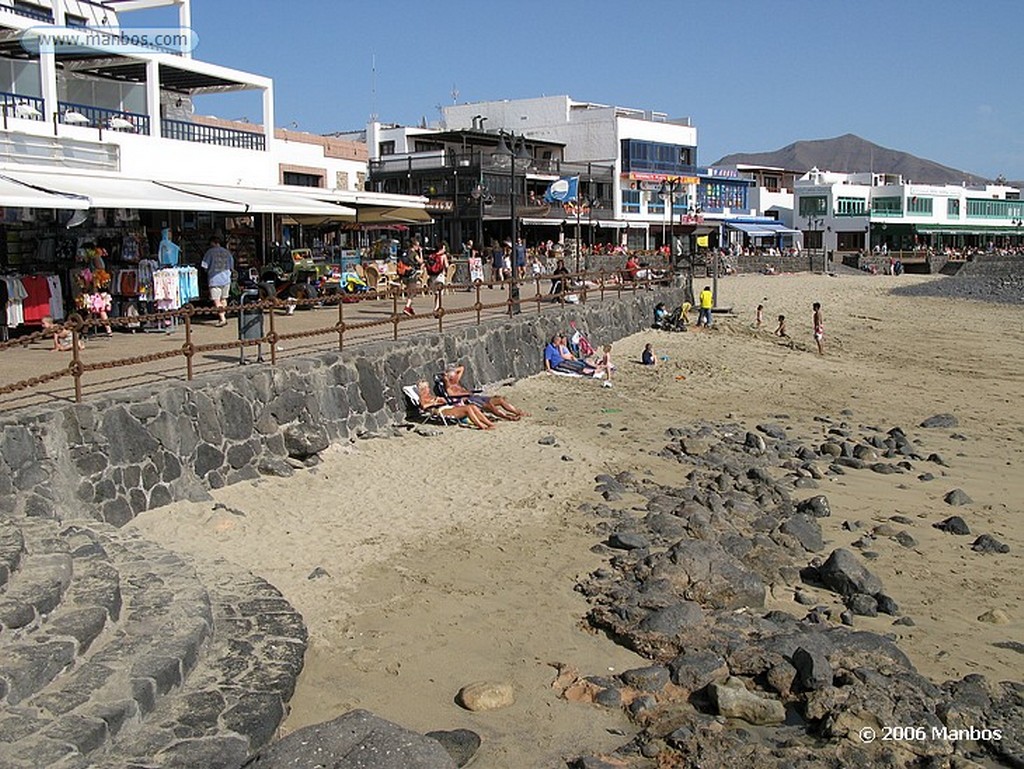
[161,118,266,150]
[0,92,45,123]
[58,101,150,133]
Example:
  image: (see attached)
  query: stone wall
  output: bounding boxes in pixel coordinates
[0,290,680,526]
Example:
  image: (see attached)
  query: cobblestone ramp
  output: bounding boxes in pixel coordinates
[0,515,307,769]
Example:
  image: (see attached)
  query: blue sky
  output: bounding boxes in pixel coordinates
[131,0,1024,179]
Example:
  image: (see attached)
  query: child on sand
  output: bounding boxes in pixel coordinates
[755,303,764,328]
[42,315,83,351]
[596,344,614,386]
[812,302,825,355]
[774,314,788,338]
[641,343,657,366]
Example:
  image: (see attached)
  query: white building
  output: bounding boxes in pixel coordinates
[443,96,716,249]
[0,0,425,285]
[794,168,1023,259]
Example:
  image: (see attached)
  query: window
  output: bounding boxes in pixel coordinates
[947,198,960,219]
[378,140,395,156]
[872,197,903,216]
[966,198,1023,219]
[764,175,780,192]
[798,196,827,216]
[283,172,323,188]
[336,171,349,190]
[700,181,747,211]
[356,172,366,191]
[12,1,52,22]
[66,14,88,27]
[804,230,823,249]
[906,196,933,215]
[620,139,695,174]
[647,194,665,214]
[835,197,866,216]
[621,188,640,214]
[413,140,443,153]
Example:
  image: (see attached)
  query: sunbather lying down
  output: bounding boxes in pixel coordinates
[416,379,496,430]
[441,365,530,421]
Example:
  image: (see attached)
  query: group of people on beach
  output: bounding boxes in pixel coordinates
[754,299,825,355]
[415,364,529,430]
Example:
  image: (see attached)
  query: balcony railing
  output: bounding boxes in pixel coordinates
[161,118,266,151]
[1,3,54,22]
[58,101,150,134]
[370,150,609,180]
[1,91,45,122]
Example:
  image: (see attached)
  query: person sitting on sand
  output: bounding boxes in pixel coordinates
[544,335,596,376]
[440,365,529,421]
[416,379,496,430]
[775,314,788,338]
[42,315,84,351]
[641,342,657,366]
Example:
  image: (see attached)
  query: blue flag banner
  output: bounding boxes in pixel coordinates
[544,176,579,203]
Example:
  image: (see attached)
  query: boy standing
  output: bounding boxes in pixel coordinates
[812,302,825,355]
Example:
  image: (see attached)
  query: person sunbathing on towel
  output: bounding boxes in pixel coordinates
[544,335,596,376]
[442,365,530,420]
[416,380,496,430]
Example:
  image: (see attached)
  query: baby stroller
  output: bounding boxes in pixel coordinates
[654,302,688,332]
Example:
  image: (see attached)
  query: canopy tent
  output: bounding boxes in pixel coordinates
[758,222,801,235]
[0,174,90,209]
[1,171,246,211]
[288,188,431,225]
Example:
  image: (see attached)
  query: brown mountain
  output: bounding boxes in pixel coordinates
[713,134,987,185]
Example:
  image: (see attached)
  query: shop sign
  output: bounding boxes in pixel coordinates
[426,199,454,212]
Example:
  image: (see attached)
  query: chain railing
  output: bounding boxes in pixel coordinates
[0,265,673,408]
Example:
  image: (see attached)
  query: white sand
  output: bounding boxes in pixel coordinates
[131,272,1024,768]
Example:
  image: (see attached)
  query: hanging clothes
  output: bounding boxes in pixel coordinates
[3,277,27,327]
[20,274,52,325]
[46,274,65,321]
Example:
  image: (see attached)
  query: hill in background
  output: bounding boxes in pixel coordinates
[713,134,989,186]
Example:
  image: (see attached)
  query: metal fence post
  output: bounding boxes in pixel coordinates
[184,306,194,381]
[337,295,345,350]
[268,299,277,365]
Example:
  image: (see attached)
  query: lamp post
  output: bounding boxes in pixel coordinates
[493,131,529,314]
[805,215,824,271]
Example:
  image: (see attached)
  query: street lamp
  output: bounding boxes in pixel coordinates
[805,214,824,270]
[493,131,530,314]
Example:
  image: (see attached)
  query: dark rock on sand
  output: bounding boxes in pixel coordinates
[847,593,879,617]
[934,516,971,535]
[778,515,824,553]
[608,532,649,551]
[247,710,457,769]
[620,665,671,692]
[972,534,1010,554]
[791,646,833,691]
[920,413,959,428]
[944,488,973,506]
[816,548,883,597]
[424,729,481,768]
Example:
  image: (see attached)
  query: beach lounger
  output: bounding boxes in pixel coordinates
[402,384,466,427]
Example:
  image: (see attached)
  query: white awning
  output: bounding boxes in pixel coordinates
[2,170,246,211]
[157,182,355,216]
[0,174,90,209]
[521,217,563,226]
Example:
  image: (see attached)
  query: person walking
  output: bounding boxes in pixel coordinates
[697,285,714,328]
[201,235,234,326]
[514,237,527,280]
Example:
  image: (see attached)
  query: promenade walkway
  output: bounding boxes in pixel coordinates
[0,280,635,413]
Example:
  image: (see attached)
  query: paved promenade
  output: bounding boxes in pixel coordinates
[0,281,629,412]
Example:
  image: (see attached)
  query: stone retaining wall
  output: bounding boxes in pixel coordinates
[0,290,680,526]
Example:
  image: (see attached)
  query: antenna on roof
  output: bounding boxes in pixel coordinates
[370,53,378,122]
[451,84,459,104]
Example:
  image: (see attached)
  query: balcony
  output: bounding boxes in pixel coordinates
[1,2,54,22]
[161,118,266,151]
[58,100,150,133]
[1,91,45,122]
[371,150,601,179]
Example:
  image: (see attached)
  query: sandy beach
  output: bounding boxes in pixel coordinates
[129,271,1024,768]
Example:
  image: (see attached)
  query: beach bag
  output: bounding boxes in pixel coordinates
[425,251,444,275]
